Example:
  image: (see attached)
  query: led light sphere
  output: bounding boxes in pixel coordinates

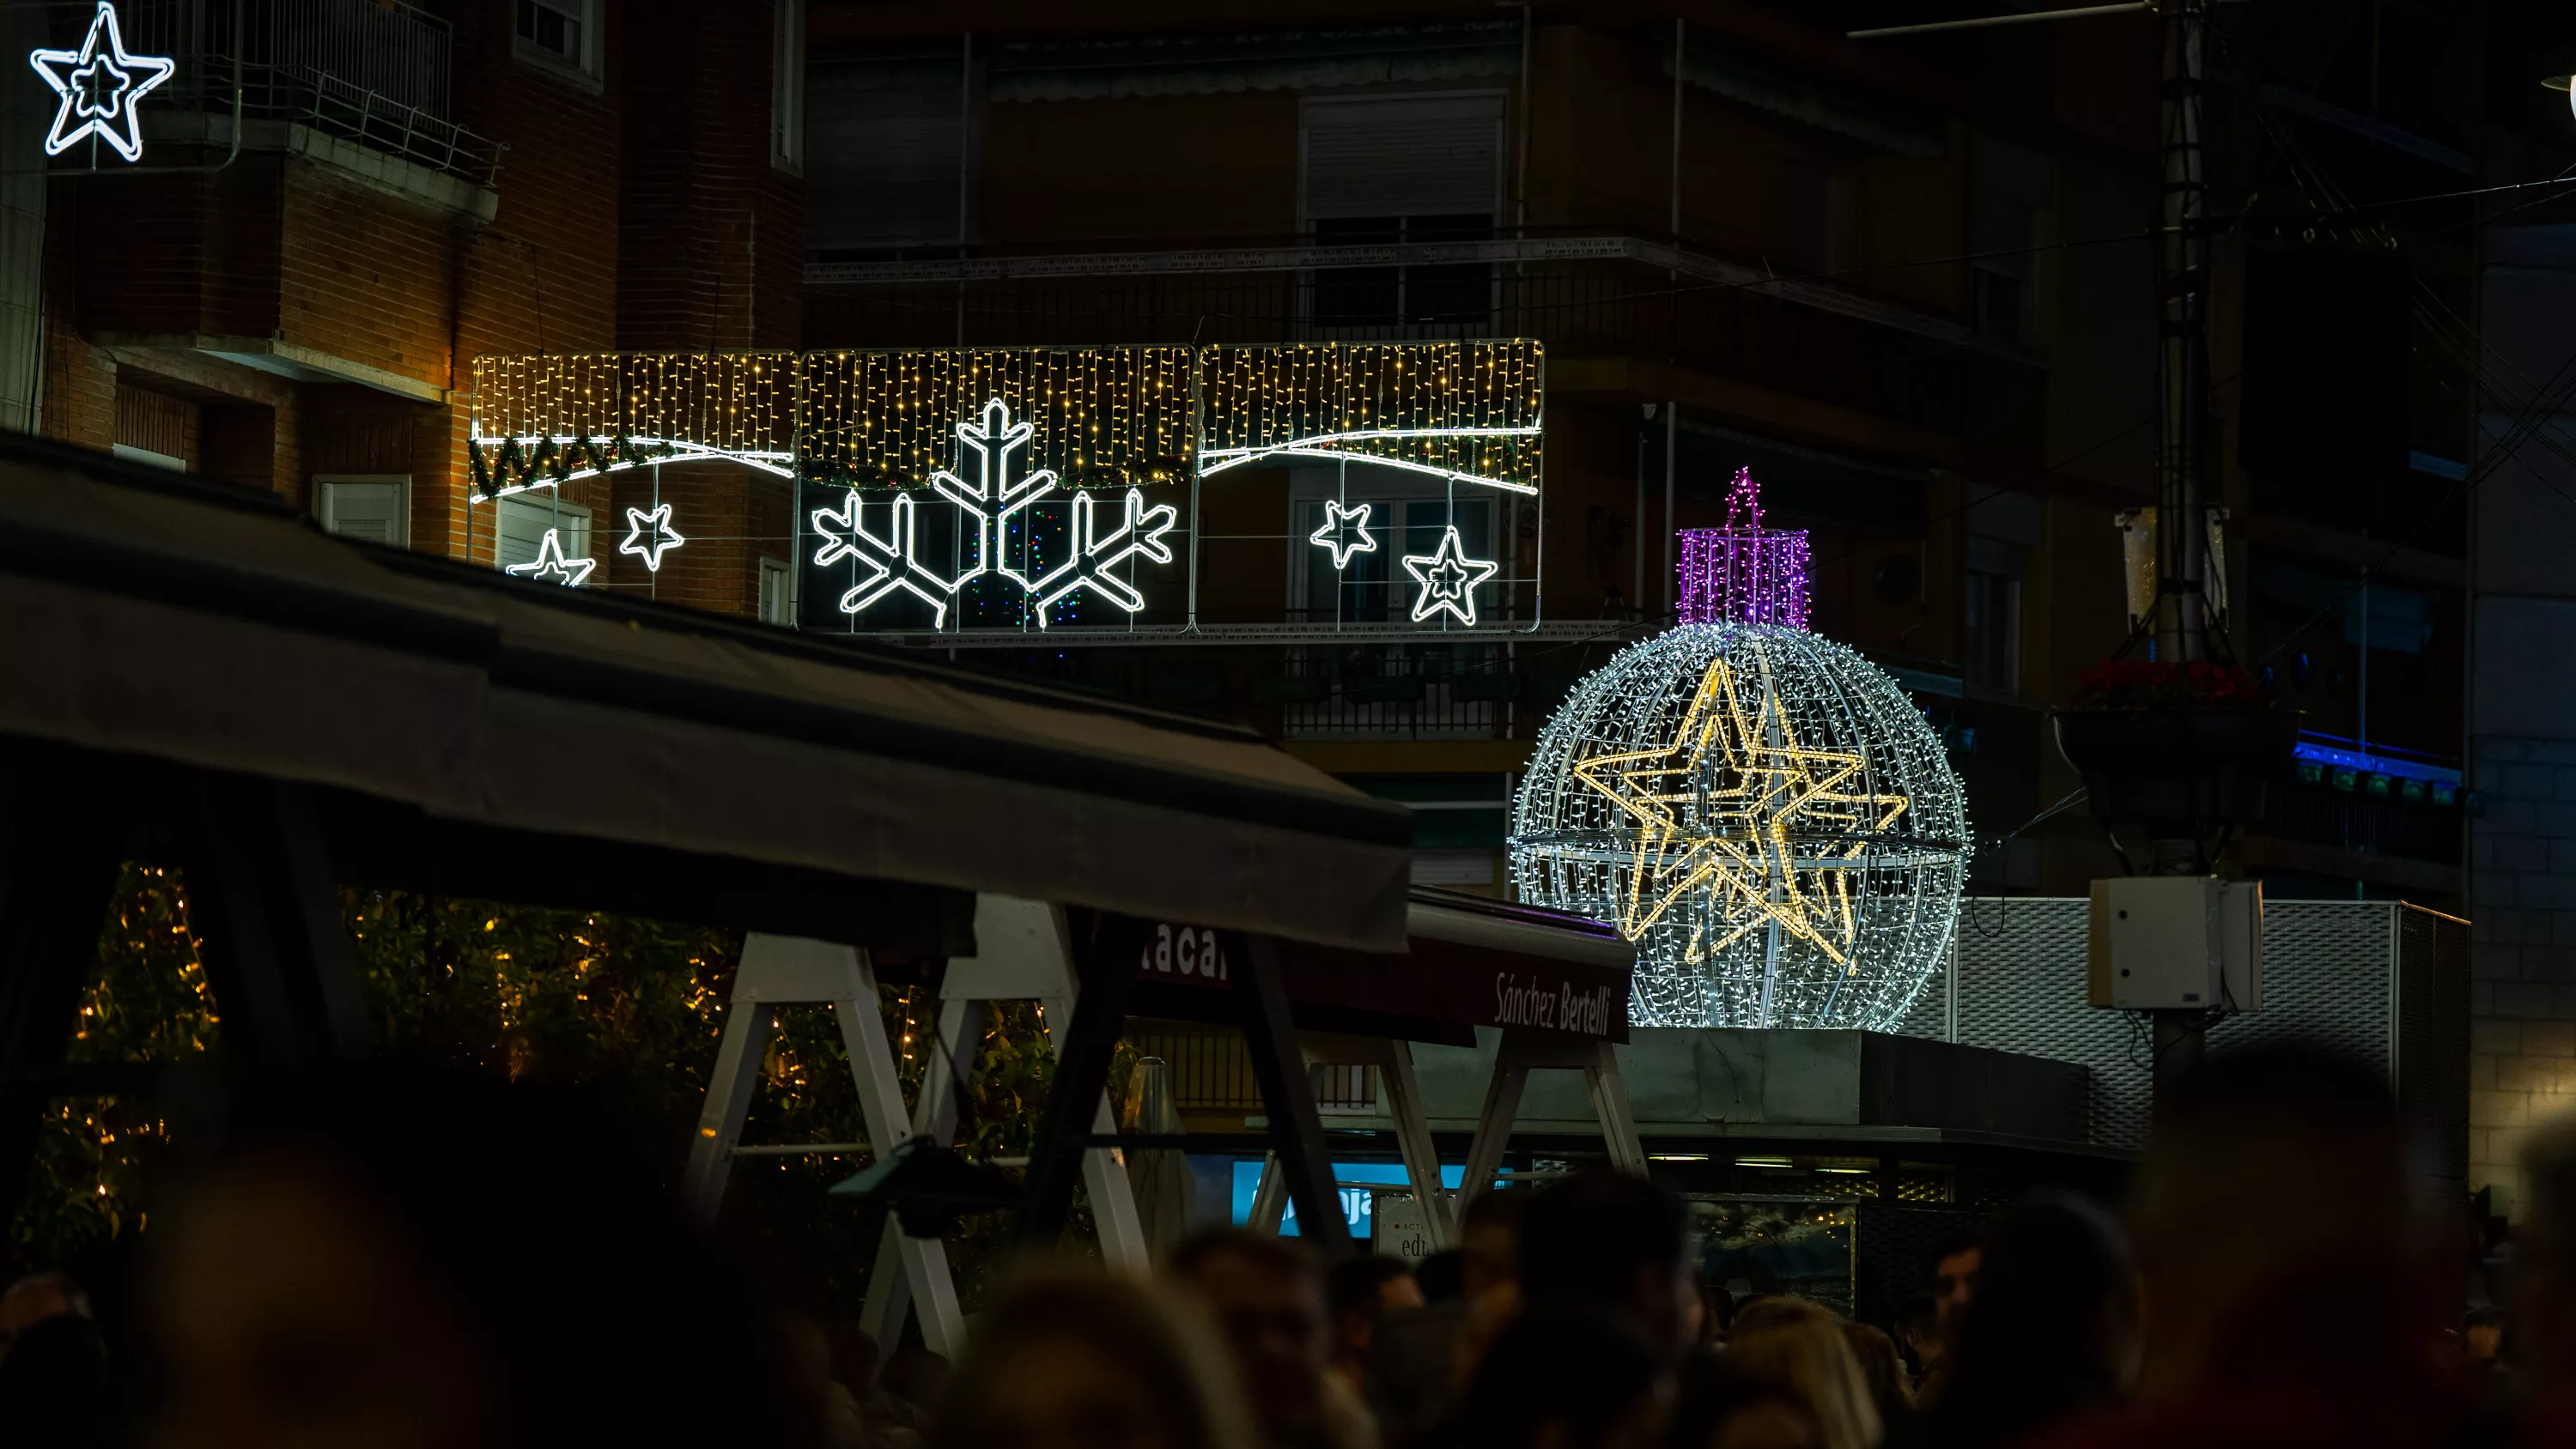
[1510,621,1968,1031]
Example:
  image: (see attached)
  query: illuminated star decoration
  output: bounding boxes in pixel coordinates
[618,502,686,572]
[504,528,595,587]
[1401,525,1498,626]
[29,3,174,164]
[1309,500,1377,570]
[1571,642,1911,969]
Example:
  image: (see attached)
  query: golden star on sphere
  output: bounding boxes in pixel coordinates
[1571,641,1911,967]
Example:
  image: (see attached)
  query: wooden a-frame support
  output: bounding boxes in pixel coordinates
[1249,1026,1648,1239]
[678,896,1145,1358]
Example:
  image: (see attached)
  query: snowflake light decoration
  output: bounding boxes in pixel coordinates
[810,397,1176,629]
[1511,471,1965,1031]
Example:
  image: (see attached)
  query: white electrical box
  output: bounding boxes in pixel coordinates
[2088,877,2264,1011]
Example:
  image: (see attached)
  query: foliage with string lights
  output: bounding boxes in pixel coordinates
[11,867,1119,1313]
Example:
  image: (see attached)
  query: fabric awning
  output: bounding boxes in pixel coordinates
[0,437,1413,954]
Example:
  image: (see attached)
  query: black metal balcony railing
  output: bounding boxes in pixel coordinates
[2262,777,2464,864]
[1274,646,1514,740]
[118,0,501,186]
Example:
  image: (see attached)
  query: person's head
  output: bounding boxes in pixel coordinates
[1837,1322,1908,1415]
[1720,1298,1880,1449]
[1461,1188,1526,1299]
[2463,1306,2506,1363]
[1169,1228,1329,1439]
[1929,1234,1979,1339]
[2522,1113,2576,1390]
[882,1343,951,1408]
[1700,1284,1736,1346]
[2129,1045,2442,1398]
[1416,1248,1467,1304]
[0,1272,90,1363]
[146,1062,813,1449]
[929,1269,1255,1449]
[1893,1295,1940,1367]
[1934,1195,2137,1440]
[1324,1255,1422,1375]
[1456,1306,1672,1449]
[1671,1356,1823,1449]
[1518,1170,1694,1361]
[834,1323,881,1400]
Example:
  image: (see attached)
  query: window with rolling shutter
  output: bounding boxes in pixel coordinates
[1301,94,1504,224]
[806,73,964,252]
[493,496,592,572]
[1300,94,1503,335]
[317,476,410,548]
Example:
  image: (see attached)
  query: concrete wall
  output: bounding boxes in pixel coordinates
[2468,227,2576,1214]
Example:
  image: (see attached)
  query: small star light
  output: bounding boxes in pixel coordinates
[505,528,595,587]
[619,502,685,572]
[1309,500,1377,570]
[29,3,174,164]
[1401,525,1499,626]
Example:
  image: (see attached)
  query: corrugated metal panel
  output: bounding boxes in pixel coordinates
[1920,899,2468,1155]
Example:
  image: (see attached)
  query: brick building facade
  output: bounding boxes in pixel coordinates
[21,0,805,605]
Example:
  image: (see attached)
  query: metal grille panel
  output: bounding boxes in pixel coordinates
[1891,899,2460,1153]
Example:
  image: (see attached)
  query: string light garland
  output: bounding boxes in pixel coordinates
[469,343,1545,630]
[1511,482,1965,1031]
[29,2,172,164]
[1678,468,1812,628]
[619,503,685,572]
[504,528,594,587]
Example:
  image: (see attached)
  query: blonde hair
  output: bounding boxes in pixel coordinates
[1724,1298,1882,1449]
[931,1269,1260,1449]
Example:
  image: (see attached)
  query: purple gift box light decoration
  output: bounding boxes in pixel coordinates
[1677,467,1811,629]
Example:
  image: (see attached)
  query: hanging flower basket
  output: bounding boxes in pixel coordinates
[2054,662,2299,827]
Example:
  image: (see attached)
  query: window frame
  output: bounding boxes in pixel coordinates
[758,555,795,625]
[513,0,600,87]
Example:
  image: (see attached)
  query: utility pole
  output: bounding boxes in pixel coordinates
[2149,0,2214,1094]
[2155,0,2212,673]
[1854,0,2233,1105]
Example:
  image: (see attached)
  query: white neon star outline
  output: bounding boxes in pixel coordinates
[505,527,595,587]
[1309,500,1377,570]
[1571,645,1911,967]
[1400,525,1499,626]
[809,488,956,626]
[29,3,173,164]
[618,502,685,572]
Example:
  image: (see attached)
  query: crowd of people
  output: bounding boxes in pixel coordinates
[0,1041,2559,1447]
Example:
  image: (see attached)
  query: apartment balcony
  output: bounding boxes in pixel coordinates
[114,0,501,194]
[2239,734,2465,898]
[804,231,2049,455]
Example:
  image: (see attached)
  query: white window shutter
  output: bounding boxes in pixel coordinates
[494,496,591,571]
[318,476,410,547]
[1302,94,1504,222]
